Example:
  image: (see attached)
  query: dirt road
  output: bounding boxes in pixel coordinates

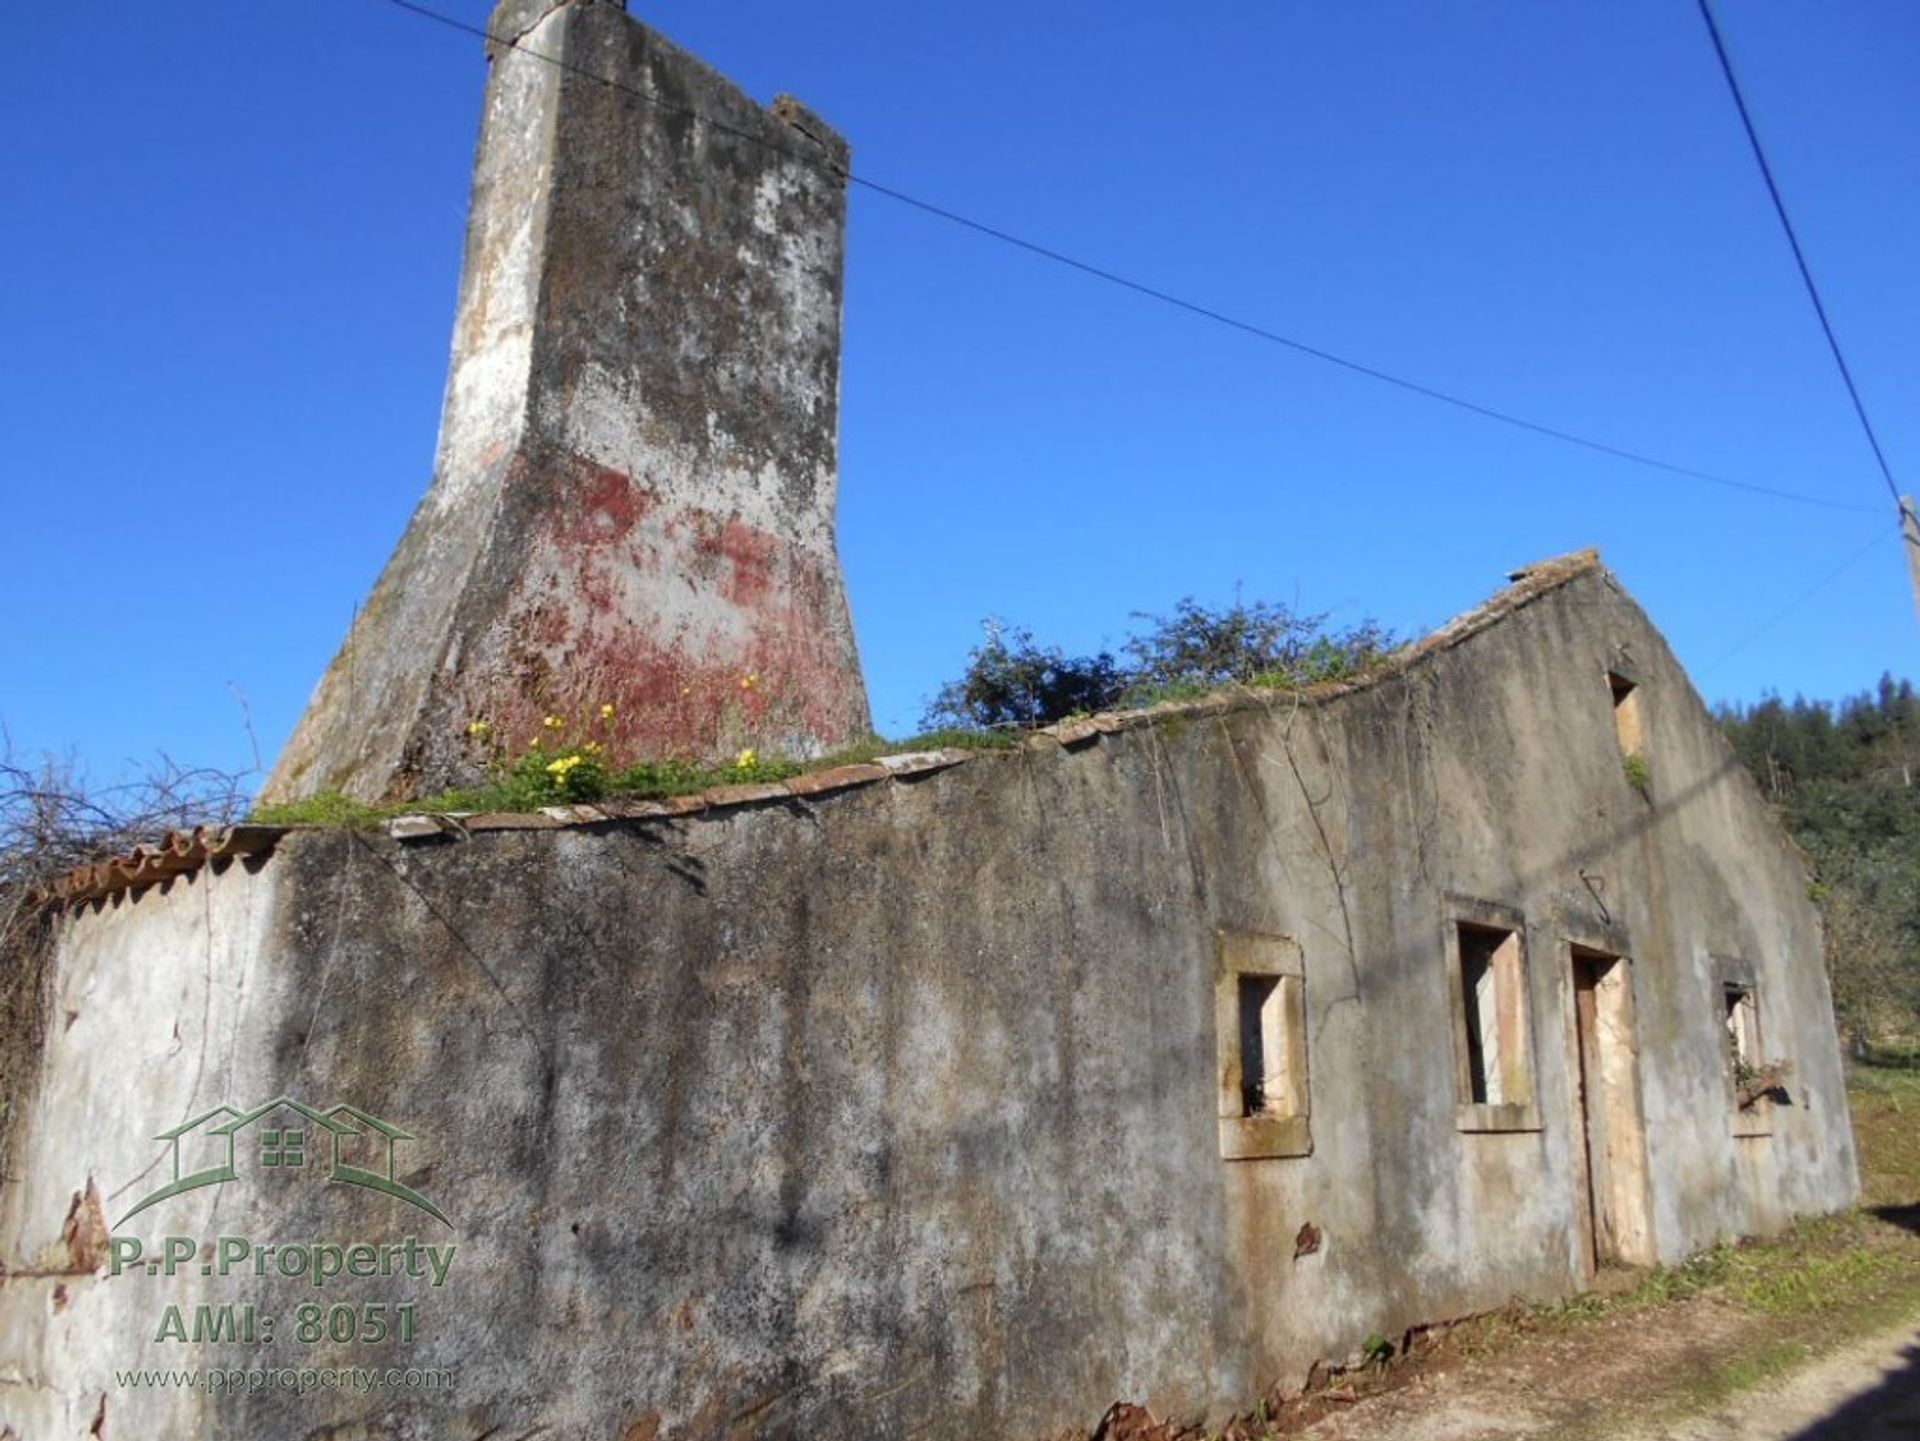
[1631,1319,1920,1441]
[1292,1315,1920,1441]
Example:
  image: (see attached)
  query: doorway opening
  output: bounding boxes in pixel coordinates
[1570,946,1655,1273]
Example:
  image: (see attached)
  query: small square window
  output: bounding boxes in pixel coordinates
[1608,672,1644,758]
[1215,932,1311,1161]
[1724,983,1758,1069]
[1444,901,1541,1133]
[1721,976,1775,1137]
[1238,973,1307,1119]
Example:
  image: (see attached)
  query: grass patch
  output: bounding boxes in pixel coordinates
[1724,1230,1906,1315]
[250,792,393,828]
[250,727,1021,827]
[1850,1061,1920,1206]
[1683,1339,1810,1409]
[1863,1040,1920,1069]
[1122,678,1218,709]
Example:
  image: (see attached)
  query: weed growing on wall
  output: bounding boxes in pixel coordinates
[247,724,1021,827]
[1623,753,1653,795]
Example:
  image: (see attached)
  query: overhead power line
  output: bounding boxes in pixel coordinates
[1695,0,1903,513]
[1698,522,1896,678]
[378,0,1876,515]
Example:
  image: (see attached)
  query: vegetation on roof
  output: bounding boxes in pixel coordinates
[923,594,1398,732]
[246,727,1021,829]
[251,594,1398,829]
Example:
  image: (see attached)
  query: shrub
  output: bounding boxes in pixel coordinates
[1125,595,1388,692]
[923,598,1396,730]
[923,621,1125,731]
[2,745,247,902]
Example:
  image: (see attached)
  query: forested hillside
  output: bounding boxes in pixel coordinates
[1720,676,1920,1051]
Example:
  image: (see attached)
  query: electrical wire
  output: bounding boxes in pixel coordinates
[376,0,1876,515]
[1696,0,1903,513]
[1697,522,1898,678]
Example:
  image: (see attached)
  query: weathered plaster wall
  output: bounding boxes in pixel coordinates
[4,565,1856,1439]
[263,0,869,805]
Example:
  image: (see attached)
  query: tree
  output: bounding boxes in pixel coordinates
[1719,679,1920,1049]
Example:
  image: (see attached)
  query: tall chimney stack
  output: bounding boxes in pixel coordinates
[263,0,870,803]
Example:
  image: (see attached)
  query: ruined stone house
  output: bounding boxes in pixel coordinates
[0,4,1858,1438]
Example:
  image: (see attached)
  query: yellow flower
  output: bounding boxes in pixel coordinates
[740,673,757,690]
[599,703,616,721]
[542,714,564,730]
[734,748,757,771]
[546,753,584,783]
[466,719,491,738]
[583,742,601,755]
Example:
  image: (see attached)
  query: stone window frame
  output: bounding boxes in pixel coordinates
[1716,956,1773,1139]
[1443,895,1543,1134]
[1606,666,1646,760]
[1214,930,1312,1162]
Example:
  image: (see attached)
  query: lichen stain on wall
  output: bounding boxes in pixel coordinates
[2,565,1858,1440]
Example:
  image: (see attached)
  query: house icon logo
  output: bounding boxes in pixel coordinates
[118,1096,452,1228]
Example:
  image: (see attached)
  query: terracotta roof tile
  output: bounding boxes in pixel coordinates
[874,749,971,777]
[463,812,563,832]
[698,781,795,810]
[783,762,889,797]
[29,825,283,910]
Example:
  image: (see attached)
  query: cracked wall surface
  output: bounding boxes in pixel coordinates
[2,564,1857,1438]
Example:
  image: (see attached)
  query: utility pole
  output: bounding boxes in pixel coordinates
[1902,497,1920,636]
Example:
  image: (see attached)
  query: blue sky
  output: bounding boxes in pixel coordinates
[3,1,1915,790]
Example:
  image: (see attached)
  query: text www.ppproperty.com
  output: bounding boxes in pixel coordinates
[113,1365,455,1396]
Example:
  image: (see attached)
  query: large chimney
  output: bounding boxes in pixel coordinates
[262,0,870,804]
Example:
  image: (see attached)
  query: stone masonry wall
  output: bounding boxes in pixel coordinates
[4,563,1857,1439]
